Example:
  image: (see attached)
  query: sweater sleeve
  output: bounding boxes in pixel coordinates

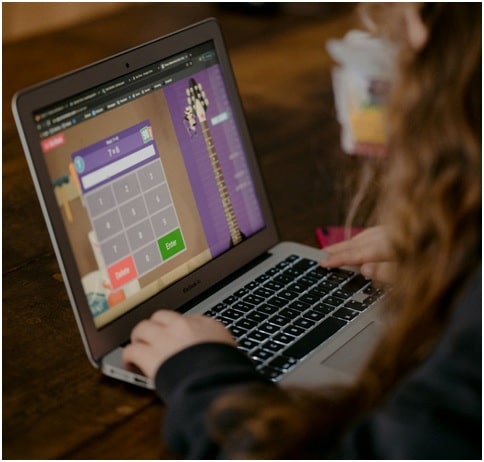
[154,342,273,459]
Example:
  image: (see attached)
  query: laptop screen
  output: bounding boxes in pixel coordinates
[33,40,265,329]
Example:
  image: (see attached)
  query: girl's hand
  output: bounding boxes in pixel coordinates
[320,226,396,283]
[122,310,236,379]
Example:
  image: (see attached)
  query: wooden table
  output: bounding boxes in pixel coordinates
[3,3,362,458]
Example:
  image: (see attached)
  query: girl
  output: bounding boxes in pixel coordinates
[123,4,481,458]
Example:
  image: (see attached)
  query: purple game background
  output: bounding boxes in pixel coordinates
[164,65,264,257]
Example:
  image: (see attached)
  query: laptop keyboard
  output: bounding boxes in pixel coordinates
[204,255,386,381]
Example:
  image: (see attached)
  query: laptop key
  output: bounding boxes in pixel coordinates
[279,307,301,318]
[303,309,326,322]
[273,332,295,344]
[306,266,329,278]
[287,282,307,293]
[323,295,345,307]
[283,324,305,337]
[264,267,280,277]
[299,293,322,305]
[340,274,370,293]
[274,274,294,285]
[251,348,273,361]
[363,284,381,295]
[264,280,284,291]
[244,281,260,291]
[333,307,359,321]
[244,294,265,305]
[275,260,292,270]
[255,273,271,283]
[223,295,238,305]
[299,273,320,284]
[223,308,245,320]
[234,287,250,298]
[298,276,319,288]
[260,322,279,334]
[293,317,315,329]
[233,301,254,311]
[327,268,354,281]
[277,290,299,301]
[218,316,234,327]
[344,300,366,311]
[284,317,347,359]
[204,310,216,318]
[247,330,270,342]
[246,311,267,323]
[258,366,282,380]
[236,318,258,330]
[230,326,247,338]
[292,258,318,270]
[268,314,290,327]
[211,302,229,313]
[312,302,336,315]
[332,288,354,299]
[253,287,275,298]
[262,340,286,352]
[289,300,311,312]
[269,355,297,371]
[239,338,259,350]
[309,286,331,298]
[281,267,306,278]
[257,304,279,315]
[266,296,287,308]
[250,357,265,368]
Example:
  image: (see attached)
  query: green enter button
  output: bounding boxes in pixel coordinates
[158,228,186,260]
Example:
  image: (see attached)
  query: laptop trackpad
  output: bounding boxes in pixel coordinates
[322,322,382,375]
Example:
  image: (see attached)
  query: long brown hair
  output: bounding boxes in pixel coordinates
[208,4,482,458]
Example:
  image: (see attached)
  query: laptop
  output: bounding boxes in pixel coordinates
[12,18,386,390]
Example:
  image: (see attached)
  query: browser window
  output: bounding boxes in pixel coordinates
[34,41,265,328]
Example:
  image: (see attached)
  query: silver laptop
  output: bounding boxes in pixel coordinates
[12,18,386,390]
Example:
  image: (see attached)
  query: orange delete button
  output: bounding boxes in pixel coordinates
[107,255,138,290]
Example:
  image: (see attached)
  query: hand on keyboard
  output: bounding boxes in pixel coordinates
[123,310,236,380]
[320,226,397,284]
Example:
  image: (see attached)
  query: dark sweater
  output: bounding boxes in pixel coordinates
[155,268,482,459]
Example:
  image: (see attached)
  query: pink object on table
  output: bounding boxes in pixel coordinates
[315,226,364,249]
